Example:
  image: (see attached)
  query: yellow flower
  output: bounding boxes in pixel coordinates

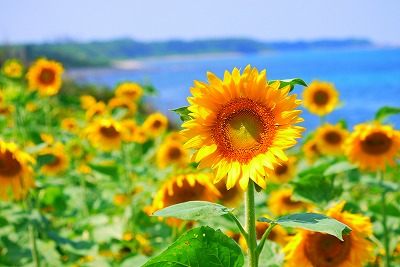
[85,101,107,121]
[115,82,144,102]
[302,137,322,165]
[0,104,14,117]
[40,142,69,175]
[142,112,169,138]
[108,97,137,118]
[165,130,187,143]
[270,156,297,184]
[0,141,36,201]
[156,139,189,169]
[84,118,126,151]
[315,123,349,156]
[25,101,38,112]
[26,58,64,96]
[80,95,97,110]
[147,173,221,226]
[302,80,339,116]
[61,117,80,134]
[344,122,400,172]
[113,193,130,206]
[1,59,24,78]
[283,201,374,267]
[40,133,54,145]
[66,139,85,159]
[181,65,304,190]
[267,188,311,216]
[121,119,148,144]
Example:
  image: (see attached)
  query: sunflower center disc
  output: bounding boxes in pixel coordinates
[324,131,342,145]
[227,111,264,149]
[100,125,120,138]
[361,132,392,155]
[39,68,56,85]
[0,151,22,177]
[313,90,329,105]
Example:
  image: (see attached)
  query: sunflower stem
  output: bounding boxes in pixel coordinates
[44,96,52,134]
[79,172,89,218]
[378,170,391,267]
[256,222,276,258]
[245,180,258,267]
[24,195,41,267]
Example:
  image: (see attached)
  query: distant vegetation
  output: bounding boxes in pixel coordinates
[0,38,373,68]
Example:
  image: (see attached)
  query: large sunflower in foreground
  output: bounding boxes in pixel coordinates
[0,141,36,200]
[147,173,221,226]
[84,118,126,151]
[344,122,400,172]
[283,201,374,267]
[181,65,304,190]
[315,123,349,156]
[302,80,339,116]
[26,58,64,96]
[40,142,70,176]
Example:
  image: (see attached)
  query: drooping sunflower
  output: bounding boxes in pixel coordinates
[108,97,137,118]
[147,173,221,226]
[84,118,126,151]
[156,139,189,169]
[315,123,349,156]
[115,82,144,102]
[267,188,311,216]
[283,201,374,267]
[80,95,97,110]
[1,59,24,79]
[61,117,80,134]
[0,141,36,201]
[344,122,400,172]
[270,156,297,184]
[26,58,64,96]
[302,137,322,165]
[302,80,339,116]
[85,101,107,121]
[142,112,169,138]
[181,65,304,190]
[121,119,148,144]
[40,142,70,176]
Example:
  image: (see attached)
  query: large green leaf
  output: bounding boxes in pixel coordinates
[268,78,307,92]
[142,226,244,267]
[375,106,400,122]
[258,213,352,241]
[323,161,357,176]
[170,106,193,123]
[152,201,234,221]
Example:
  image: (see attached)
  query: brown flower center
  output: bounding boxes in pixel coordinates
[282,195,303,208]
[167,147,183,160]
[152,119,162,129]
[213,98,276,163]
[275,163,288,176]
[165,179,205,206]
[313,90,329,106]
[305,233,351,267]
[39,68,56,85]
[47,155,61,167]
[324,131,342,145]
[100,125,120,138]
[0,150,22,177]
[361,132,392,155]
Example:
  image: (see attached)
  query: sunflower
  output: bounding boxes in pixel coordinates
[147,173,221,226]
[156,139,189,169]
[0,104,14,117]
[302,137,322,165]
[84,118,126,151]
[315,123,349,157]
[267,188,311,216]
[80,95,97,110]
[115,82,144,102]
[270,156,297,184]
[26,58,64,96]
[181,65,304,190]
[165,130,187,143]
[283,201,374,267]
[302,80,339,116]
[344,122,400,172]
[1,59,24,79]
[26,101,38,112]
[85,101,107,121]
[0,141,36,200]
[142,112,169,138]
[40,142,70,176]
[121,119,148,144]
[61,117,80,134]
[108,97,137,118]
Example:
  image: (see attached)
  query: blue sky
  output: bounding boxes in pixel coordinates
[1,0,399,45]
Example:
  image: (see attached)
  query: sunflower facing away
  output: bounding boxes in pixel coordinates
[26,58,64,96]
[0,140,36,200]
[181,65,304,190]
[115,82,144,102]
[84,118,126,151]
[1,59,24,79]
[344,122,400,172]
[315,123,349,157]
[39,142,70,176]
[283,201,374,267]
[302,80,339,116]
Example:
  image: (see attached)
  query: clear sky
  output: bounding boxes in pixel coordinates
[1,0,399,45]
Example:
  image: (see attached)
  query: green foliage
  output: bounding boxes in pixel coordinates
[268,78,307,92]
[170,106,193,123]
[143,226,244,267]
[375,106,400,122]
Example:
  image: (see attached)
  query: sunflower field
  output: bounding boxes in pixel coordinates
[0,58,399,267]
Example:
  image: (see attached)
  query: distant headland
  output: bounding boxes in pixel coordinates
[0,37,374,68]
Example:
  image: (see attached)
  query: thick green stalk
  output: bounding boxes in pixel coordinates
[378,170,391,267]
[245,180,258,267]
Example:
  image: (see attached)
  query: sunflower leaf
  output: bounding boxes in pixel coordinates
[375,106,400,122]
[268,78,308,92]
[151,201,234,221]
[258,213,352,241]
[170,106,193,122]
[36,153,57,167]
[142,226,244,267]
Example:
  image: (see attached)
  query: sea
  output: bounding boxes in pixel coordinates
[66,47,400,133]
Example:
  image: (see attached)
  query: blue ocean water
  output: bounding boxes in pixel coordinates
[68,47,400,132]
